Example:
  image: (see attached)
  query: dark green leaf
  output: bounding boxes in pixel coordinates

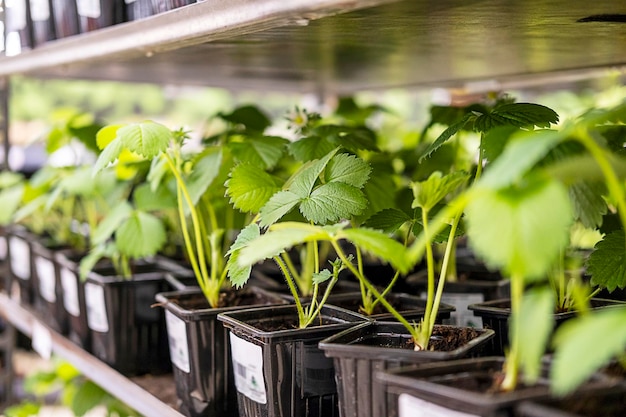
[219,105,271,132]
[91,201,133,245]
[258,191,301,227]
[364,208,412,234]
[288,148,339,198]
[228,136,289,169]
[324,153,371,188]
[474,103,559,132]
[481,125,520,163]
[69,122,102,154]
[186,147,222,205]
[358,168,397,222]
[419,113,474,162]
[133,182,177,211]
[288,136,336,162]
[587,230,626,292]
[341,228,411,274]
[226,164,281,214]
[299,183,368,224]
[315,125,378,152]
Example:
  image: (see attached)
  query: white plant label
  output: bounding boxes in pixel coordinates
[0,236,7,261]
[125,0,137,4]
[399,394,480,417]
[60,267,80,317]
[85,282,108,332]
[229,333,266,404]
[32,321,52,360]
[6,0,27,29]
[165,311,190,373]
[9,236,30,280]
[29,0,50,21]
[420,291,484,328]
[36,256,56,302]
[77,0,101,18]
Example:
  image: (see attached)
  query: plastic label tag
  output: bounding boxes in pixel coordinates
[0,235,7,261]
[165,311,190,373]
[125,0,137,4]
[420,291,484,328]
[32,321,52,360]
[229,333,267,404]
[399,394,480,417]
[9,236,30,280]
[35,256,56,303]
[85,282,109,332]
[60,267,80,317]
[6,0,27,29]
[77,0,101,18]
[30,0,51,21]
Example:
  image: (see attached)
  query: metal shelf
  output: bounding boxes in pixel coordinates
[0,292,184,417]
[1,0,626,92]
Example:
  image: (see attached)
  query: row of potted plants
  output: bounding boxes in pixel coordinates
[1,94,625,417]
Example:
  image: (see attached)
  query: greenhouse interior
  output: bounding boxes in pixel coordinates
[1,1,626,416]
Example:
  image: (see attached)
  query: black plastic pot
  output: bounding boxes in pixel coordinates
[51,0,80,38]
[155,287,287,417]
[30,238,70,334]
[0,226,9,287]
[404,271,510,328]
[84,261,180,375]
[218,304,367,417]
[126,0,195,21]
[76,0,125,32]
[468,298,626,356]
[376,357,615,417]
[56,251,91,350]
[515,385,626,417]
[318,322,495,417]
[6,226,36,305]
[28,0,55,46]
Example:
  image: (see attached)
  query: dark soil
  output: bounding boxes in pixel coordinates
[251,315,340,332]
[170,287,281,309]
[329,295,421,316]
[539,391,626,417]
[354,325,483,352]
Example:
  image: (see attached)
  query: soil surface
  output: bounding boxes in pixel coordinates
[252,315,340,332]
[355,326,483,352]
[329,295,422,316]
[539,391,626,417]
[169,287,281,309]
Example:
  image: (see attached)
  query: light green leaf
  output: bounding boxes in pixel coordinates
[341,228,411,274]
[313,269,333,284]
[258,190,301,227]
[324,153,371,188]
[133,182,177,211]
[96,124,124,150]
[587,230,626,292]
[289,148,339,198]
[186,147,222,205]
[465,178,573,279]
[148,155,169,191]
[513,287,555,384]
[226,224,261,288]
[419,113,473,162]
[117,121,171,158]
[79,245,107,280]
[0,171,24,188]
[93,136,124,174]
[478,129,562,189]
[226,164,281,214]
[227,223,261,255]
[0,184,24,225]
[57,166,95,196]
[412,171,468,212]
[4,402,41,417]
[71,381,108,416]
[551,307,626,395]
[238,223,329,266]
[289,136,336,161]
[299,183,368,224]
[228,136,288,169]
[115,211,166,258]
[364,208,412,234]
[91,201,133,245]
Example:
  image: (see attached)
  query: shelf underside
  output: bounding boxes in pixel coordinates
[2,0,626,92]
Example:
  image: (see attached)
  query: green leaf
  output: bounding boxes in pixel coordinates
[289,136,336,162]
[474,103,559,132]
[219,105,271,132]
[226,224,261,288]
[587,230,626,292]
[4,402,41,417]
[551,307,626,395]
[0,171,24,188]
[115,211,166,258]
[226,164,281,214]
[358,168,397,222]
[258,190,301,227]
[478,129,563,189]
[412,171,468,212]
[117,121,171,158]
[91,201,133,245]
[238,223,330,267]
[364,208,412,234]
[568,181,607,229]
[133,182,177,211]
[186,147,222,205]
[513,287,555,384]
[312,269,333,284]
[289,148,339,198]
[465,178,572,279]
[299,183,368,224]
[71,381,109,416]
[79,245,107,280]
[341,228,411,274]
[481,125,520,162]
[96,124,124,150]
[93,136,124,174]
[0,184,24,225]
[228,136,288,169]
[324,153,371,188]
[329,126,379,152]
[419,113,473,162]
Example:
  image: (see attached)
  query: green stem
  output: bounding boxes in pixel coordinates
[275,255,305,326]
[303,274,339,328]
[421,207,436,343]
[501,272,524,391]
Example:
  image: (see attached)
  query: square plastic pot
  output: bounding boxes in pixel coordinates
[155,287,287,417]
[515,385,626,417]
[218,304,367,417]
[76,0,125,32]
[6,226,37,305]
[318,322,494,417]
[51,0,80,38]
[28,0,56,46]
